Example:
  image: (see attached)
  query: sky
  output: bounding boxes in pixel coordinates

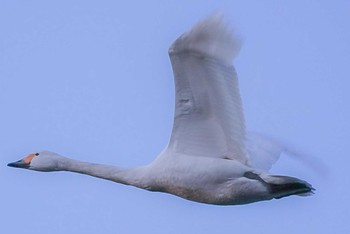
[1,0,349,233]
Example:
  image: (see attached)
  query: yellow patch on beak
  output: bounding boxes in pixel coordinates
[23,154,36,164]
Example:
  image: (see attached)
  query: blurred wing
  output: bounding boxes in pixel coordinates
[166,15,247,164]
[246,132,329,173]
[245,132,284,171]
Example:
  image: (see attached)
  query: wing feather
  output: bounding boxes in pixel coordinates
[166,15,247,164]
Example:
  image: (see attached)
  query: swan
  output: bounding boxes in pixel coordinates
[8,15,314,205]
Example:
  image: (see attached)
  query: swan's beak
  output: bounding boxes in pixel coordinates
[7,159,30,169]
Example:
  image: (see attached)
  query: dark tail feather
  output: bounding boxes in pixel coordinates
[268,175,315,199]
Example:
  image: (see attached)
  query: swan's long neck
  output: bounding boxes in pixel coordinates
[59,158,151,189]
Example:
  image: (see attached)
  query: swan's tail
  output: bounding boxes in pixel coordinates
[258,174,315,199]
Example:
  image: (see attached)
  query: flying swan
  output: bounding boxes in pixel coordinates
[8,15,314,205]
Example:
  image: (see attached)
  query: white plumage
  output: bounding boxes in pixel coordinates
[8,15,314,205]
[168,15,246,164]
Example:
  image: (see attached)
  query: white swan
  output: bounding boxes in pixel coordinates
[8,15,314,205]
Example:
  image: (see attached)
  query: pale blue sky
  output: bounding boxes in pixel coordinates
[1,0,349,233]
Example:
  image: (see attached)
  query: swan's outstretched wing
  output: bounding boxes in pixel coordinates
[166,15,247,164]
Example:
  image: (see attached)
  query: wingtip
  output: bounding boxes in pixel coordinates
[169,13,242,65]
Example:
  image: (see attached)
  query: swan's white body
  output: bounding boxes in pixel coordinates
[8,15,313,205]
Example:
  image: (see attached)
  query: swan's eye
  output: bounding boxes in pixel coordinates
[35,153,39,156]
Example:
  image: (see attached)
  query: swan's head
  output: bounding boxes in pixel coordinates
[7,151,65,171]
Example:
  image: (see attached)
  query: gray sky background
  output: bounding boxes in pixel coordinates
[1,1,349,233]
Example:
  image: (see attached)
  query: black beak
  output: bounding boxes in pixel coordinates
[7,159,30,169]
